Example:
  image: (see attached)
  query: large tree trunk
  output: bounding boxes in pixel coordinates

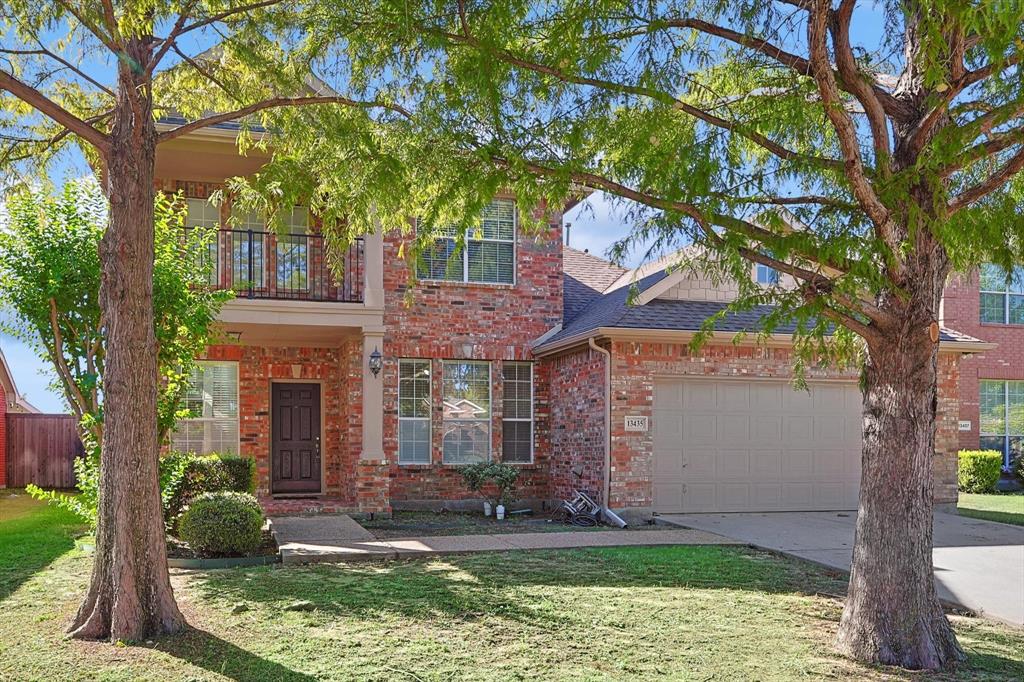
[69,39,184,642]
[835,262,964,669]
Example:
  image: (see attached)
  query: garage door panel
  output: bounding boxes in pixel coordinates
[652,448,684,478]
[717,450,751,478]
[753,415,782,442]
[683,449,717,479]
[684,414,717,443]
[750,449,783,478]
[718,414,749,441]
[681,484,716,512]
[654,381,685,410]
[785,415,814,441]
[718,484,751,509]
[652,378,861,513]
[652,410,683,441]
[684,382,716,409]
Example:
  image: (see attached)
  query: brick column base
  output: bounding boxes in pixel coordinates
[356,461,390,515]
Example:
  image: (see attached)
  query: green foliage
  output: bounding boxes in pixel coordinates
[218,455,257,495]
[161,452,255,529]
[1012,452,1024,484]
[458,462,520,508]
[958,451,1004,494]
[178,492,264,557]
[0,179,231,443]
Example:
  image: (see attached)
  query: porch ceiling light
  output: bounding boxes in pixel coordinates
[369,346,382,378]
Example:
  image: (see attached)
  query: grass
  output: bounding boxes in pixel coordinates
[1,495,1023,681]
[958,492,1024,526]
[359,509,653,538]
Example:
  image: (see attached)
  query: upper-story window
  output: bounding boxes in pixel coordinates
[755,263,780,285]
[184,198,220,285]
[230,210,267,289]
[276,207,310,293]
[979,263,1024,324]
[418,199,516,285]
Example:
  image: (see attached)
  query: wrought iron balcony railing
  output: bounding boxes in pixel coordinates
[187,228,364,303]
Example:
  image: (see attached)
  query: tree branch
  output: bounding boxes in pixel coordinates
[830,0,890,171]
[156,95,412,143]
[806,1,890,230]
[429,26,846,173]
[145,1,198,77]
[0,70,109,154]
[171,0,286,38]
[947,145,1024,212]
[52,0,119,53]
[48,298,90,422]
[0,46,115,97]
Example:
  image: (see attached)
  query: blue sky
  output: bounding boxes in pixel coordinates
[0,190,629,414]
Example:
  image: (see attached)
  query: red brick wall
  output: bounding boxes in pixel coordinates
[547,346,606,503]
[594,340,959,510]
[941,270,1024,450]
[203,342,362,503]
[382,204,563,505]
[0,383,7,488]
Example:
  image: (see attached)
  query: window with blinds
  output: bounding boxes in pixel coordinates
[171,361,239,455]
[501,362,533,463]
[418,199,516,284]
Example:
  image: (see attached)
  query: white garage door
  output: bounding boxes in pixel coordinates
[652,378,862,513]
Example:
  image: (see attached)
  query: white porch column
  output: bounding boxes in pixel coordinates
[362,231,384,309]
[361,328,386,461]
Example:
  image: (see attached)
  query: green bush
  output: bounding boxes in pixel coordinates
[217,454,256,494]
[178,491,264,557]
[161,452,256,529]
[958,450,1003,493]
[458,462,520,508]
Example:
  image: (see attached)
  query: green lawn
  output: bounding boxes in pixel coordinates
[958,492,1024,526]
[2,495,1023,681]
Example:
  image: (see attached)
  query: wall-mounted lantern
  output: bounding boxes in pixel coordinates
[369,346,382,378]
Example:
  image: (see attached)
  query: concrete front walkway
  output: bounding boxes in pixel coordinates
[659,511,1024,627]
[269,515,738,565]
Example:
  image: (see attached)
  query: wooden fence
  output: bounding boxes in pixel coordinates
[5,413,84,489]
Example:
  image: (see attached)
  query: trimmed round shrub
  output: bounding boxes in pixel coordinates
[958,450,1003,493]
[178,492,264,556]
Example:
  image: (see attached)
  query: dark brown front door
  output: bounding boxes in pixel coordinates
[272,382,322,494]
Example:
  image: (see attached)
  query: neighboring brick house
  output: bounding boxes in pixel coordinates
[0,347,41,488]
[941,266,1024,473]
[159,124,989,518]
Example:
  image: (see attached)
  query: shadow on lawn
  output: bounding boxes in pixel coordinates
[189,545,849,629]
[156,626,316,682]
[0,495,83,603]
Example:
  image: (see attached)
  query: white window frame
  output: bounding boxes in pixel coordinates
[441,360,492,464]
[501,362,534,464]
[275,206,311,293]
[979,264,1024,325]
[979,379,1024,470]
[755,263,780,285]
[419,199,517,285]
[172,360,240,455]
[184,198,220,286]
[398,359,432,465]
[230,210,267,289]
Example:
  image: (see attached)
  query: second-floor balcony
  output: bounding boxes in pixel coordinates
[191,228,365,303]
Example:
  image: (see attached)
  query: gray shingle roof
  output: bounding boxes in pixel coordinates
[543,253,983,349]
[562,247,629,323]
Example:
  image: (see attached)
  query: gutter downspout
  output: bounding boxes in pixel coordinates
[589,336,627,527]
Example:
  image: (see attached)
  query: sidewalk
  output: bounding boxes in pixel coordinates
[269,516,739,565]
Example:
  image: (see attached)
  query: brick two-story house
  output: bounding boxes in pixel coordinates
[159,123,990,519]
[942,267,1024,474]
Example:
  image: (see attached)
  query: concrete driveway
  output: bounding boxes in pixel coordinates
[659,511,1024,627]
